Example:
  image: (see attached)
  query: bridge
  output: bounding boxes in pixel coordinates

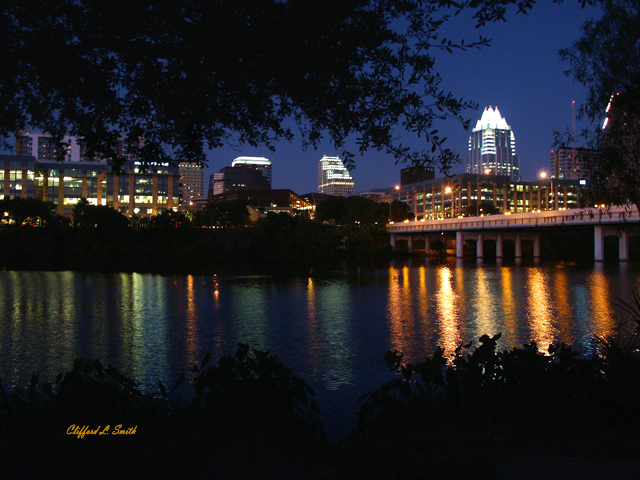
[387,205,640,261]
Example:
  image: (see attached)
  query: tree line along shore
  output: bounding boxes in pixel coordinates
[1,196,631,274]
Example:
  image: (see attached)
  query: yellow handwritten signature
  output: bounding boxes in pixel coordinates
[67,425,137,439]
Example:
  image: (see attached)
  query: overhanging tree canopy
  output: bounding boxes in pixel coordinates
[1,0,554,170]
[558,0,640,208]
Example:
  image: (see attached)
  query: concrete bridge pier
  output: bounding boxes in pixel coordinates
[456,231,464,258]
[620,229,629,261]
[594,225,604,261]
[477,234,484,258]
[534,235,541,258]
[595,225,631,261]
[515,234,522,259]
[496,235,503,258]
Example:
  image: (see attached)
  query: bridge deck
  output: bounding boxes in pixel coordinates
[387,206,639,233]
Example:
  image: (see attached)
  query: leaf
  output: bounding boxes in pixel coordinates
[384,349,403,370]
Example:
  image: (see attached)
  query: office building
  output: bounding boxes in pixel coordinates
[15,129,143,163]
[2,154,179,218]
[231,156,272,187]
[10,132,179,218]
[401,166,435,186]
[550,146,592,180]
[210,166,270,198]
[178,162,204,202]
[388,172,583,219]
[317,155,355,196]
[467,106,520,181]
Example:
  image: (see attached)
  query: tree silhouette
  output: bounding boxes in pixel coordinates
[2,0,549,171]
[558,0,640,208]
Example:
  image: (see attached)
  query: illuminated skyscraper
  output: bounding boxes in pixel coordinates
[317,155,354,196]
[550,146,591,180]
[467,106,519,181]
[231,156,271,187]
[178,162,204,201]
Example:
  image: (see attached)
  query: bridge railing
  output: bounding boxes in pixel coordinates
[387,206,640,233]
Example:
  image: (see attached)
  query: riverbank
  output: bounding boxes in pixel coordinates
[2,216,635,276]
[2,338,640,479]
[0,219,394,275]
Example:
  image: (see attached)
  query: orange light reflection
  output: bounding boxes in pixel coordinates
[526,269,556,350]
[435,266,462,358]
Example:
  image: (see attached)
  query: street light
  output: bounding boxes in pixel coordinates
[445,186,452,219]
[476,168,491,216]
[540,171,554,210]
[389,185,400,222]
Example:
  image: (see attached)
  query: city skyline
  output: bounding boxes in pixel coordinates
[0,3,601,197]
[202,2,599,194]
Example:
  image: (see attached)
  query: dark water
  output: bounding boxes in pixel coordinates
[1,259,639,437]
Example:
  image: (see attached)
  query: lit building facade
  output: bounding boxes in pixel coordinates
[387,173,583,220]
[317,155,355,196]
[231,156,272,187]
[178,162,204,203]
[9,131,180,218]
[210,166,270,199]
[467,106,519,181]
[550,146,591,180]
[211,189,313,216]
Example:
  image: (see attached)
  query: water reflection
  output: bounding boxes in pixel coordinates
[526,268,556,349]
[552,269,574,344]
[0,264,637,405]
[587,270,615,339]
[471,267,500,341]
[387,266,416,355]
[313,281,354,390]
[500,268,517,343]
[434,266,462,356]
[305,278,321,377]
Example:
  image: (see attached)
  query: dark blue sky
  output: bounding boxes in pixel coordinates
[205,1,600,194]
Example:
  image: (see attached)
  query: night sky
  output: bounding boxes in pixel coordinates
[205,2,600,194]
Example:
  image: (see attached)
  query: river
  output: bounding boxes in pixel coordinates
[1,258,638,437]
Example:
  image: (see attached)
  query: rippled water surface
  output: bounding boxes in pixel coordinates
[2,259,639,436]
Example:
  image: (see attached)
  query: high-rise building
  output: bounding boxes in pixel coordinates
[231,156,271,187]
[400,165,435,186]
[12,132,178,217]
[467,106,519,181]
[550,146,592,180]
[317,155,355,196]
[178,162,204,201]
[15,130,143,163]
[210,166,270,198]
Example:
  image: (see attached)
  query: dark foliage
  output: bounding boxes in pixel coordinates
[72,198,130,231]
[461,200,500,216]
[390,200,415,222]
[356,333,640,438]
[146,209,192,230]
[0,197,58,225]
[189,344,324,439]
[315,196,388,226]
[2,330,640,478]
[0,359,167,433]
[558,0,640,209]
[1,1,554,171]
[193,201,250,228]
